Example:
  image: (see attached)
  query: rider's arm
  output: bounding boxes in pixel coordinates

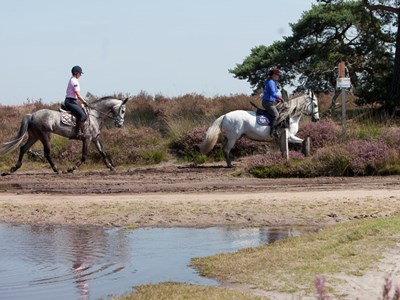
[266,80,282,101]
[75,90,88,106]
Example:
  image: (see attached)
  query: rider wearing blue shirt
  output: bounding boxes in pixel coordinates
[262,68,283,137]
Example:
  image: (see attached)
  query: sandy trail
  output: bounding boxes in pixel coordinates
[1,164,400,299]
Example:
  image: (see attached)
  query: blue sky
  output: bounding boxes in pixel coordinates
[0,0,315,105]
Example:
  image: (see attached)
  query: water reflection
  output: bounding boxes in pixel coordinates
[0,224,316,300]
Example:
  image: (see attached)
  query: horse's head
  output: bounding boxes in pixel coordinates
[308,91,320,122]
[113,98,129,128]
[90,96,129,128]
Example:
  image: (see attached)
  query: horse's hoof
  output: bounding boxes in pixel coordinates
[67,167,75,173]
[1,172,11,176]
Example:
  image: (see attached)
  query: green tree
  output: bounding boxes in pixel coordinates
[318,0,400,110]
[230,1,395,108]
[362,0,400,110]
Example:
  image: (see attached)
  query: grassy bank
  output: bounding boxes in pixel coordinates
[113,283,263,300]
[192,216,400,297]
[113,215,400,299]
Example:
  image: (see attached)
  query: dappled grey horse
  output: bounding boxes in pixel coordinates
[198,92,320,167]
[0,96,128,174]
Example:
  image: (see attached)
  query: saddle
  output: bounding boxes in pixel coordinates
[59,104,88,127]
[250,102,274,126]
[59,105,76,126]
[250,101,288,128]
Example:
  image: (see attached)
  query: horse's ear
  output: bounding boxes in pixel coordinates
[123,97,129,104]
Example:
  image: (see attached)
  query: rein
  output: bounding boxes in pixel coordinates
[87,105,114,120]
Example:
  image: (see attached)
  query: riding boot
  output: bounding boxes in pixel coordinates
[269,119,278,138]
[74,120,85,138]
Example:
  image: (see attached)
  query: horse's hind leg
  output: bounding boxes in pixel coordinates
[38,134,59,173]
[10,135,38,173]
[223,136,237,168]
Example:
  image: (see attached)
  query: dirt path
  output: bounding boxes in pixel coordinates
[0,163,399,228]
[1,163,400,299]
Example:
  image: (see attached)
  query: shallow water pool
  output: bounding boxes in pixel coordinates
[0,224,315,300]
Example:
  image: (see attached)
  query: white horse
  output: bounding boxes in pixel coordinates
[198,91,320,167]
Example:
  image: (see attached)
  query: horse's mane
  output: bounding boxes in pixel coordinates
[91,96,121,104]
[276,94,309,124]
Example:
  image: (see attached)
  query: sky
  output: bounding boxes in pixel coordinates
[0,0,315,105]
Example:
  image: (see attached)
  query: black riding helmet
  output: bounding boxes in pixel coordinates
[71,65,83,75]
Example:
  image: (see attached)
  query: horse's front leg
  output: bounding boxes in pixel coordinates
[92,138,115,171]
[67,139,90,173]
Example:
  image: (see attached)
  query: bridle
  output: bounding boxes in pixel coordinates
[307,92,319,121]
[114,103,126,127]
[87,102,125,126]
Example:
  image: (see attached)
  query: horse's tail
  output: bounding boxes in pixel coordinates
[198,115,225,154]
[0,114,32,154]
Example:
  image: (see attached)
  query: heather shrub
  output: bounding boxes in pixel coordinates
[312,145,352,176]
[380,127,400,152]
[231,137,271,158]
[0,101,56,139]
[346,139,394,175]
[60,140,82,163]
[125,92,159,129]
[288,150,306,161]
[97,127,167,166]
[297,119,339,153]
[170,127,215,163]
[161,93,209,119]
[245,151,318,178]
[312,139,395,176]
[246,138,397,177]
[210,94,256,116]
[288,158,321,177]
[246,153,288,178]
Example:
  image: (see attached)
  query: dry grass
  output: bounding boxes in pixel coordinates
[112,282,262,300]
[192,216,400,296]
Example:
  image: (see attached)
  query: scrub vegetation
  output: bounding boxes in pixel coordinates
[0,92,399,177]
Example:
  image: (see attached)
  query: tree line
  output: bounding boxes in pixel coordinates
[230,0,400,112]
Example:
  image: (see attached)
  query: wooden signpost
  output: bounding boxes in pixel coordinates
[336,61,351,143]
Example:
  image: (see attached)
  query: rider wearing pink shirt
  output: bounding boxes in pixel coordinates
[64,66,89,138]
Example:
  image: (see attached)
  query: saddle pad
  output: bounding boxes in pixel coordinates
[61,111,76,126]
[256,114,270,126]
